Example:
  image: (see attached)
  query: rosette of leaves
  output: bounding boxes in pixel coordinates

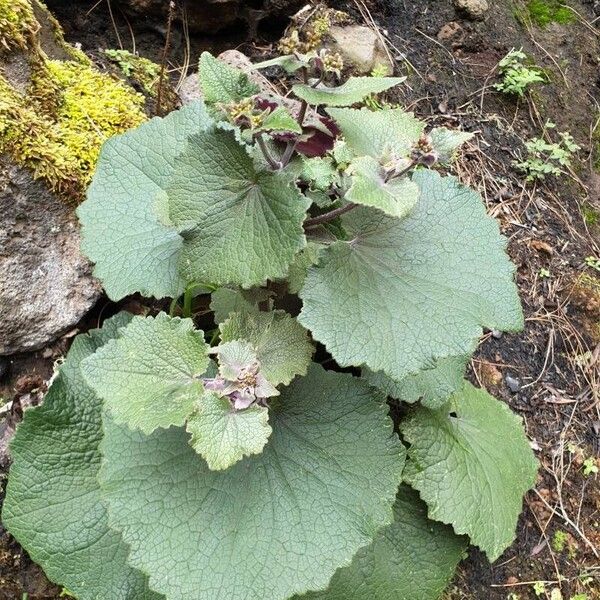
[3,51,538,600]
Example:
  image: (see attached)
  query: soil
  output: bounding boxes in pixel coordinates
[1,0,599,599]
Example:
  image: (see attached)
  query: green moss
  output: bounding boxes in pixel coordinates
[104,48,161,96]
[0,0,36,51]
[0,0,147,201]
[0,60,145,200]
[524,0,575,27]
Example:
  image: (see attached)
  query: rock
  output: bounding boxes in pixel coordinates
[454,0,489,20]
[178,73,202,105]
[119,0,305,36]
[0,159,101,355]
[326,25,392,75]
[437,21,465,42]
[505,374,521,394]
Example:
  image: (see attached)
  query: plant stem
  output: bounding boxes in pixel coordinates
[304,203,357,229]
[255,133,282,170]
[280,141,297,167]
[182,286,194,318]
[169,296,179,317]
[156,0,175,117]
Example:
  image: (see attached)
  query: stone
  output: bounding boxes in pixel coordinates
[454,0,489,20]
[327,25,392,75]
[505,374,521,394]
[437,21,465,42]
[0,159,101,355]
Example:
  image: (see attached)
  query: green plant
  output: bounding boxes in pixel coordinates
[514,122,580,181]
[552,530,569,552]
[582,457,598,476]
[539,267,551,278]
[495,49,546,96]
[523,0,575,27]
[585,256,600,272]
[533,581,546,596]
[104,48,161,96]
[2,52,537,600]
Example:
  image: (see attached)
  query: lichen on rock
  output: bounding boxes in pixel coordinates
[0,0,147,202]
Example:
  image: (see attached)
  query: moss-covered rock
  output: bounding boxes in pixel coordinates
[0,0,147,201]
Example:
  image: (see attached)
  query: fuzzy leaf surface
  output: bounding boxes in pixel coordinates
[364,355,468,409]
[346,156,420,218]
[430,127,473,162]
[99,365,405,600]
[168,127,310,287]
[198,51,259,104]
[2,314,161,600]
[326,107,424,159]
[401,381,539,560]
[299,486,466,600]
[293,77,404,107]
[299,170,523,381]
[78,102,211,300]
[219,309,313,386]
[260,106,302,133]
[186,391,272,470]
[210,287,272,323]
[82,313,209,433]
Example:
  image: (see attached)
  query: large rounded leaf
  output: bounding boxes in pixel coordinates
[299,487,466,600]
[168,127,310,287]
[299,170,523,382]
[78,102,211,300]
[401,381,538,560]
[99,365,405,600]
[2,314,161,600]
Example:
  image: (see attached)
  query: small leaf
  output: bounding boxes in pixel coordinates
[287,242,324,294]
[210,287,272,323]
[186,391,272,470]
[327,107,424,159]
[219,310,313,386]
[2,314,161,600]
[429,127,473,163]
[299,170,523,382]
[364,355,468,409]
[99,364,405,600]
[401,381,539,560]
[299,156,339,191]
[78,101,211,300]
[293,77,405,107]
[81,312,209,434]
[252,54,308,73]
[199,51,259,104]
[346,156,420,218]
[259,106,302,133]
[298,486,466,600]
[168,127,310,287]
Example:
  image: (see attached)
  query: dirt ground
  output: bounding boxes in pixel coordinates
[0,0,599,599]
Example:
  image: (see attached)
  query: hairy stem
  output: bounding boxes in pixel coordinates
[280,141,297,168]
[182,286,194,318]
[256,133,282,170]
[304,203,357,229]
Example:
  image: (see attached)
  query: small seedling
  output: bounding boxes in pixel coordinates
[582,457,598,477]
[552,530,568,552]
[584,256,600,272]
[514,122,580,181]
[533,581,546,596]
[539,267,551,278]
[495,49,546,97]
